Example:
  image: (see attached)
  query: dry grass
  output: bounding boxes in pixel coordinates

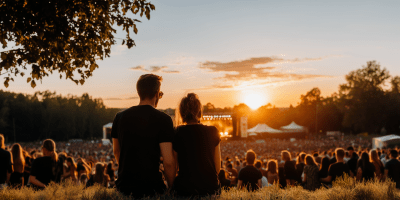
[1,176,400,200]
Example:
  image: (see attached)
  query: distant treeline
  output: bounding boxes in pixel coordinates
[0,91,120,142]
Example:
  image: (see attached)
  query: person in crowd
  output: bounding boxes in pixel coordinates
[296,153,306,184]
[173,93,221,196]
[320,148,352,184]
[80,174,88,186]
[356,152,375,181]
[255,160,269,187]
[9,143,25,188]
[303,155,320,191]
[234,160,242,173]
[237,150,262,191]
[347,152,359,176]
[370,150,384,180]
[87,162,110,187]
[66,157,78,183]
[29,139,58,189]
[266,160,279,185]
[318,157,330,182]
[330,153,337,165]
[77,158,91,181]
[0,134,13,189]
[218,169,232,188]
[111,74,176,198]
[313,152,322,164]
[106,162,116,188]
[383,150,400,189]
[281,150,297,186]
[226,163,238,185]
[23,151,32,186]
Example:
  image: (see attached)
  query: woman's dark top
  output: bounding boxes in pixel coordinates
[173,124,220,196]
[218,169,231,188]
[9,172,24,187]
[318,168,329,180]
[284,161,297,181]
[278,166,286,188]
[357,160,375,181]
[30,156,56,187]
[107,169,115,181]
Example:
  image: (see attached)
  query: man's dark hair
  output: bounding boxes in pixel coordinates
[227,163,233,169]
[254,160,262,169]
[390,149,398,158]
[347,146,354,151]
[136,74,163,100]
[246,150,256,165]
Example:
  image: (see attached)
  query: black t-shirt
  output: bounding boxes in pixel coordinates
[357,160,375,181]
[328,162,350,183]
[30,156,56,187]
[238,165,262,191]
[385,159,400,188]
[347,156,358,175]
[173,124,220,196]
[0,148,13,184]
[111,105,174,197]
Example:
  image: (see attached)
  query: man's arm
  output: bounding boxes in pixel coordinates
[214,144,221,173]
[113,138,120,164]
[160,142,176,189]
[257,179,262,188]
[320,176,332,183]
[237,180,243,189]
[29,175,46,188]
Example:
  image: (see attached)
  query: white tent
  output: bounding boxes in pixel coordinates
[280,122,305,132]
[247,123,283,134]
[372,135,400,149]
[103,122,113,139]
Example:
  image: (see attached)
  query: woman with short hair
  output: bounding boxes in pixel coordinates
[172,93,221,197]
[9,143,25,188]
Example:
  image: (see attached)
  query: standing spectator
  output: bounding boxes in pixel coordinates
[370,150,384,180]
[29,139,58,189]
[356,152,375,181]
[173,93,221,196]
[347,152,359,176]
[237,150,262,191]
[282,150,297,186]
[296,153,306,184]
[111,74,176,198]
[266,160,279,185]
[383,150,400,188]
[66,157,78,183]
[0,134,13,189]
[320,148,352,184]
[303,155,320,191]
[9,143,25,188]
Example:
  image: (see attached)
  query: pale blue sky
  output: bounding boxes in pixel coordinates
[2,0,400,109]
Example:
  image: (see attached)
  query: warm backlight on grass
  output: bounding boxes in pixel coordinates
[244,92,264,110]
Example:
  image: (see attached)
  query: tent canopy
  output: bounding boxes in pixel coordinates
[280,121,304,131]
[247,123,283,134]
[372,134,400,149]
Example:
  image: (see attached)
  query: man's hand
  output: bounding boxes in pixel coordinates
[160,142,176,189]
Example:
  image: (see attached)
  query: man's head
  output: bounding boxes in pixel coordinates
[136,74,163,107]
[0,134,4,149]
[254,160,262,169]
[390,149,398,159]
[245,150,256,165]
[227,163,233,169]
[347,146,354,155]
[335,148,345,160]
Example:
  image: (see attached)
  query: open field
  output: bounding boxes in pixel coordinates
[1,176,399,200]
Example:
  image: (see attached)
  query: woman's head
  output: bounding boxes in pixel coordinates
[281,150,291,162]
[320,156,330,170]
[42,139,58,162]
[177,93,202,124]
[370,150,380,163]
[267,160,277,174]
[66,157,76,168]
[11,143,25,168]
[107,162,113,171]
[361,152,370,163]
[305,155,317,166]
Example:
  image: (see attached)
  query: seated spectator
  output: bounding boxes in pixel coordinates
[23,151,32,186]
[266,160,279,185]
[173,93,221,197]
[9,143,25,188]
[106,162,116,188]
[29,139,58,189]
[66,157,78,183]
[87,162,110,187]
[237,150,262,191]
[303,155,320,191]
[218,169,232,188]
[226,163,238,185]
[320,148,352,184]
[356,152,375,181]
[282,150,297,186]
[347,152,359,176]
[0,134,13,189]
[296,153,306,183]
[383,150,400,188]
[318,157,330,184]
[370,150,384,180]
[255,160,269,187]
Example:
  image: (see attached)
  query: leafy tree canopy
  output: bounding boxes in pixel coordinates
[0,0,155,88]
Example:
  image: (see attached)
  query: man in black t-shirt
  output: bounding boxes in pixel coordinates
[0,134,13,187]
[238,150,262,191]
[320,148,353,184]
[384,150,400,188]
[112,74,176,198]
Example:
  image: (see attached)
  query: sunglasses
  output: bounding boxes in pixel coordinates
[159,91,164,99]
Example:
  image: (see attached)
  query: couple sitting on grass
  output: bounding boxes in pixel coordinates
[111,74,262,198]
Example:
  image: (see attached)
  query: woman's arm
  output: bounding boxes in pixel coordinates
[29,175,46,188]
[214,144,221,173]
[303,173,307,183]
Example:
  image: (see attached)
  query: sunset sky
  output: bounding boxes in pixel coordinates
[2,0,400,109]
